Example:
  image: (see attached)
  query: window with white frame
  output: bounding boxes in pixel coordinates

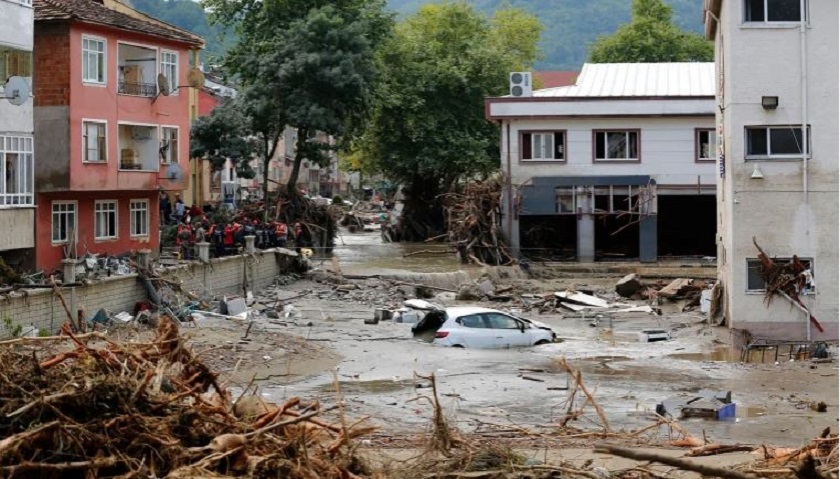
[51,202,76,243]
[745,0,803,23]
[745,125,810,159]
[94,200,117,240]
[0,136,34,206]
[130,199,149,237]
[83,121,107,162]
[82,36,106,84]
[160,127,178,164]
[594,130,639,161]
[746,257,814,292]
[160,51,178,93]
[521,131,565,161]
[697,129,717,162]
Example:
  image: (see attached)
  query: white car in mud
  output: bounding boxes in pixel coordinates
[410,305,556,349]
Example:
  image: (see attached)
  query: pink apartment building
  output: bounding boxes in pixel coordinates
[33,0,202,272]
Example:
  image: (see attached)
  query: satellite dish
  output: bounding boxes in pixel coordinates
[187,68,205,88]
[162,162,184,181]
[4,77,30,106]
[157,74,170,96]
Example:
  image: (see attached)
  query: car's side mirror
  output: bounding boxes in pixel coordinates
[518,322,525,333]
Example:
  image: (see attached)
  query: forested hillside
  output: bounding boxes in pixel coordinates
[128,0,234,61]
[389,0,706,70]
[130,0,705,70]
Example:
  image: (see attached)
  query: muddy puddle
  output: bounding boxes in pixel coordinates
[667,346,739,362]
[326,232,470,274]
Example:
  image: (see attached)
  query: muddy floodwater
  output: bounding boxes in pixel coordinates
[258,231,838,447]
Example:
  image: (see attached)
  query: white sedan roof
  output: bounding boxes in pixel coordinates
[444,306,503,319]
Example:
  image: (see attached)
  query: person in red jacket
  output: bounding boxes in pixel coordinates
[176,222,194,260]
[275,221,288,247]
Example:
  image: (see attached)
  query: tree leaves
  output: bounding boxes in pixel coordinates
[588,0,713,63]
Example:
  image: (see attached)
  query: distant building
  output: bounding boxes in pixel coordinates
[533,71,578,89]
[704,0,838,342]
[0,0,36,270]
[33,0,203,271]
[486,63,716,262]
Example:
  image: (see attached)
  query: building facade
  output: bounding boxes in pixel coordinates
[33,0,202,272]
[0,0,36,269]
[486,63,717,262]
[704,0,838,342]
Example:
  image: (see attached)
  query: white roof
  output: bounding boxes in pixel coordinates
[533,62,714,98]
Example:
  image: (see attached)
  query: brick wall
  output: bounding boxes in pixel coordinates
[33,24,71,107]
[0,249,290,337]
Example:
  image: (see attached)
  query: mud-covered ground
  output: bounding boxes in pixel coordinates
[193,231,838,452]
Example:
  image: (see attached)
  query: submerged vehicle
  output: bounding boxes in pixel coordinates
[408,302,556,349]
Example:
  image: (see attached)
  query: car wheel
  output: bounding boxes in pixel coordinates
[451,344,465,348]
[534,339,550,346]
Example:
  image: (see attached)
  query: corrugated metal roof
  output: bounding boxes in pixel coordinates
[532,63,714,98]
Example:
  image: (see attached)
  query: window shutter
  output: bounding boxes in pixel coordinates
[554,132,564,159]
[522,133,531,159]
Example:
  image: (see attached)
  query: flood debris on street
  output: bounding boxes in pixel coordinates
[0,318,373,479]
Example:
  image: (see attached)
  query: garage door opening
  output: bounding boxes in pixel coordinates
[658,195,716,258]
[594,214,640,261]
[519,215,577,261]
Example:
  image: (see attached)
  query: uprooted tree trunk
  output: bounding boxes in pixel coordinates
[753,237,824,333]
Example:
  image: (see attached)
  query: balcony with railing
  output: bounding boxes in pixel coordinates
[117,43,156,98]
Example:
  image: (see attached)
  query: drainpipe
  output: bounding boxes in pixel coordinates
[799,0,808,206]
[505,122,513,248]
[799,0,810,342]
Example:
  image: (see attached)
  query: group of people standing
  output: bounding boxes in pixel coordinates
[174,217,310,260]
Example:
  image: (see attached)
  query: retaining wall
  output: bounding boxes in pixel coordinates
[0,249,296,336]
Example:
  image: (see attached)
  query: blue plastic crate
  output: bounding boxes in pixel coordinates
[716,402,737,420]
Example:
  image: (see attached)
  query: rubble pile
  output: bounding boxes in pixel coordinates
[0,318,373,479]
[442,175,516,266]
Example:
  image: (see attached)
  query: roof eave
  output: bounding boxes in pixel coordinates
[74,18,204,47]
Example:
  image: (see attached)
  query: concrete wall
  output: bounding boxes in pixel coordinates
[0,1,33,51]
[0,208,34,250]
[715,0,839,341]
[0,249,291,337]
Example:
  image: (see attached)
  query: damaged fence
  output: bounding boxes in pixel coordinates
[0,249,298,338]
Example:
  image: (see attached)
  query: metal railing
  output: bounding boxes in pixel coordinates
[118,81,157,97]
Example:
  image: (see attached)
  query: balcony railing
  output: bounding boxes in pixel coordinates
[118,81,157,97]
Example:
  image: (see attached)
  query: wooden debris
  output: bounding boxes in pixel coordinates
[752,237,824,333]
[441,175,515,266]
[0,318,374,479]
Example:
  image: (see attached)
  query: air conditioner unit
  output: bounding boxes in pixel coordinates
[510,72,532,97]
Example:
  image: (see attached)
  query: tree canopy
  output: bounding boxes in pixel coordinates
[189,98,257,179]
[587,0,712,63]
[350,1,542,239]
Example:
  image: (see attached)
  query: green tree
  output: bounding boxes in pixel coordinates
[190,98,257,179]
[204,0,390,197]
[588,0,712,63]
[351,1,542,240]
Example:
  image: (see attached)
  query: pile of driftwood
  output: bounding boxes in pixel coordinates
[441,176,515,267]
[0,318,372,478]
[753,237,823,333]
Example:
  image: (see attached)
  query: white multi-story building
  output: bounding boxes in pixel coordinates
[486,63,717,262]
[704,0,838,342]
[0,0,36,268]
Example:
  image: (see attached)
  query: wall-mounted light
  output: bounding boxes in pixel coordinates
[751,165,765,179]
[761,96,779,110]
